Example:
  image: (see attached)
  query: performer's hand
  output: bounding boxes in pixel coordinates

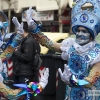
[39,68,49,89]
[25,7,33,26]
[25,7,39,32]
[12,17,24,34]
[58,64,72,84]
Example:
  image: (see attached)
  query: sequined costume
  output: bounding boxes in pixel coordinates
[58,0,100,99]
[0,81,43,100]
[24,0,100,99]
[60,0,100,99]
[60,37,100,100]
[0,19,24,99]
[0,12,24,99]
[0,11,9,82]
[0,64,49,100]
[19,1,100,99]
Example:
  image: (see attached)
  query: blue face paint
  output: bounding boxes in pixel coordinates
[75,29,91,45]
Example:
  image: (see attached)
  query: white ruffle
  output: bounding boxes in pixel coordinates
[60,38,75,60]
[60,38,97,60]
[73,40,96,54]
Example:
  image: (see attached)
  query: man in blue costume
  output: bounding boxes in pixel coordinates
[24,0,100,99]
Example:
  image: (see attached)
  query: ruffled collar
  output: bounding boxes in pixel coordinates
[73,40,96,53]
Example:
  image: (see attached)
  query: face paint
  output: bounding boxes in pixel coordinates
[76,28,91,45]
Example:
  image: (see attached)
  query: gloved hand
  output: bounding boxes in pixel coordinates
[25,7,34,26]
[39,68,49,89]
[12,17,24,34]
[58,64,72,84]
[25,7,41,33]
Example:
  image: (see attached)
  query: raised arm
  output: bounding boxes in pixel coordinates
[58,62,100,88]
[0,68,49,99]
[58,64,91,87]
[0,17,24,62]
[25,7,62,52]
[84,62,100,85]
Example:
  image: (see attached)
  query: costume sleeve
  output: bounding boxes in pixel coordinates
[0,33,23,62]
[0,82,22,99]
[14,41,35,62]
[60,38,75,60]
[85,62,100,84]
[90,52,100,67]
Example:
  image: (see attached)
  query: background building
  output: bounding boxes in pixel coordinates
[0,0,93,33]
[0,0,73,33]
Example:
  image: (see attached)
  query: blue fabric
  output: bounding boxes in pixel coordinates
[9,34,23,48]
[65,43,100,100]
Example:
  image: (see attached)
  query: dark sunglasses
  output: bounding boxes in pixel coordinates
[76,29,90,33]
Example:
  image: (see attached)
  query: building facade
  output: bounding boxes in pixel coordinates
[0,0,92,33]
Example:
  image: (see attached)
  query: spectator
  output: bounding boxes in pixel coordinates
[12,19,41,100]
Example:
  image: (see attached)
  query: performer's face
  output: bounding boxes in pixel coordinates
[75,27,91,45]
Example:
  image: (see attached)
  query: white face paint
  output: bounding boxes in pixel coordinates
[75,27,91,45]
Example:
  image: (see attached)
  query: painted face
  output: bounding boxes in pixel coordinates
[75,27,91,45]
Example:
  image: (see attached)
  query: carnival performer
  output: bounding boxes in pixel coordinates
[0,67,49,100]
[0,15,49,99]
[0,12,9,82]
[25,0,100,99]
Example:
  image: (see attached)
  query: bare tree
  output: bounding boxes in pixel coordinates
[55,0,63,33]
[49,0,63,32]
[4,0,17,32]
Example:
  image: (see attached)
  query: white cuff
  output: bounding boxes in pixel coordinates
[39,81,47,89]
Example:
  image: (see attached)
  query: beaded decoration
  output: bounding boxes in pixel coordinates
[70,75,78,87]
[28,82,43,96]
[0,46,14,62]
[0,87,21,100]
[87,69,99,84]
[28,18,54,50]
[0,33,23,62]
[34,34,54,50]
[9,33,23,48]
